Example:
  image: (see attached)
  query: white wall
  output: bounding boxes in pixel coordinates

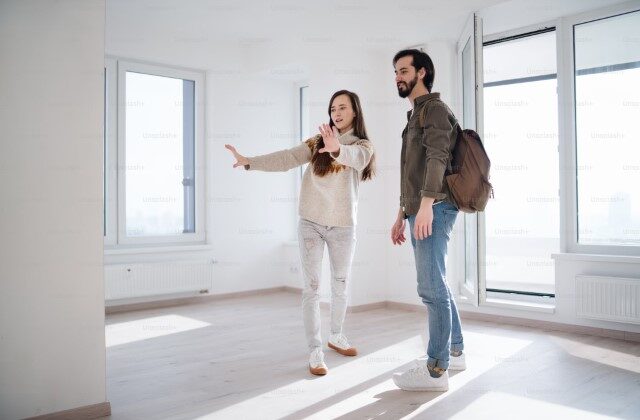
[104,8,408,307]
[0,1,108,419]
[1,0,635,417]
[104,16,301,297]
[103,0,640,337]
[207,74,299,294]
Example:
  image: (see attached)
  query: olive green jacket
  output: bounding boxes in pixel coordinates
[400,92,460,217]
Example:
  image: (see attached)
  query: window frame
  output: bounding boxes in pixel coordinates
[462,2,640,311]
[104,57,118,247]
[296,83,310,181]
[481,26,559,299]
[104,57,206,248]
[456,12,484,307]
[559,3,640,256]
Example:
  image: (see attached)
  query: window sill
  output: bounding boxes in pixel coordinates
[457,294,556,314]
[104,244,213,256]
[551,253,640,264]
[482,297,556,314]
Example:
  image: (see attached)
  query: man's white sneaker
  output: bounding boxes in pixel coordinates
[449,352,466,371]
[328,333,358,356]
[309,348,327,376]
[393,361,449,391]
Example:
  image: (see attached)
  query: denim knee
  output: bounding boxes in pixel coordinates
[417,283,450,306]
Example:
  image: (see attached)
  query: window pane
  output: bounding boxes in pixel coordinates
[300,86,310,141]
[103,69,107,237]
[483,31,559,295]
[300,86,310,178]
[125,72,194,237]
[462,38,475,129]
[574,11,640,246]
[182,80,196,234]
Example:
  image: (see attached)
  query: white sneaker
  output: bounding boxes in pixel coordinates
[393,360,449,391]
[449,352,466,371]
[309,348,327,376]
[328,333,358,356]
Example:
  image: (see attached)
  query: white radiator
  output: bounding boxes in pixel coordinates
[105,260,214,301]
[575,275,640,324]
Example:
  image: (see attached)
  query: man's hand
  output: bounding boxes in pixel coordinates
[224,144,249,168]
[413,197,435,240]
[318,123,341,154]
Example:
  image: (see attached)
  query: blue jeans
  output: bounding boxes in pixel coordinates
[408,200,464,370]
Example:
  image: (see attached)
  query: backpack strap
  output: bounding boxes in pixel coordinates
[417,97,442,128]
[417,98,461,176]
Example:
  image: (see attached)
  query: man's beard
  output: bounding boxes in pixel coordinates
[397,75,418,98]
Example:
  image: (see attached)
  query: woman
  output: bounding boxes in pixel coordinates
[225,90,375,376]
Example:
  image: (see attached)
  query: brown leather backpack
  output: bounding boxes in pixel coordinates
[420,102,493,213]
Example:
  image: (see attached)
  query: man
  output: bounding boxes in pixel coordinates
[390,49,466,391]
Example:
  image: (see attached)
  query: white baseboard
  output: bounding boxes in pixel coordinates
[105,287,640,343]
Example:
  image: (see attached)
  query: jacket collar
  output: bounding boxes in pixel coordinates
[407,92,441,121]
[415,92,440,106]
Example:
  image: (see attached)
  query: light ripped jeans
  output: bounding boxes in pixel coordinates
[298,218,356,351]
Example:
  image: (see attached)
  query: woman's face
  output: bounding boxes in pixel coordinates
[330,94,356,133]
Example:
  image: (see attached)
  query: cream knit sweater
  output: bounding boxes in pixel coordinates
[245,129,374,227]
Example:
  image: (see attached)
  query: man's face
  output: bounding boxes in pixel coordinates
[394,56,420,98]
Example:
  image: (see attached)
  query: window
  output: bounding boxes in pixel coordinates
[573,10,640,247]
[483,30,559,296]
[124,72,195,237]
[299,85,310,179]
[104,59,205,247]
[453,4,640,310]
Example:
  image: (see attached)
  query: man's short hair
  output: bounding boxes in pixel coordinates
[393,49,435,92]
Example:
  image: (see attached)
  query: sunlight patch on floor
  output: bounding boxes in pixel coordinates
[200,331,534,419]
[105,314,210,347]
[551,336,640,374]
[437,391,619,420]
[198,335,424,419]
[305,331,534,419]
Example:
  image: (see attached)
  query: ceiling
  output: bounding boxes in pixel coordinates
[106,0,508,71]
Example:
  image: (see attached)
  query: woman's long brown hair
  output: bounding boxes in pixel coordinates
[309,90,376,181]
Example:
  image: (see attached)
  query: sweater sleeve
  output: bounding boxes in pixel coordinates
[420,103,453,200]
[245,137,315,172]
[329,139,374,171]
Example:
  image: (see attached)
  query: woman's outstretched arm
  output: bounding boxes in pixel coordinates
[225,138,315,172]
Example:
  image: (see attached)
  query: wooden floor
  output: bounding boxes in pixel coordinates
[105,291,640,420]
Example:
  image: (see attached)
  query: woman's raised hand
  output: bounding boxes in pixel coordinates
[224,144,249,168]
[317,123,341,154]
